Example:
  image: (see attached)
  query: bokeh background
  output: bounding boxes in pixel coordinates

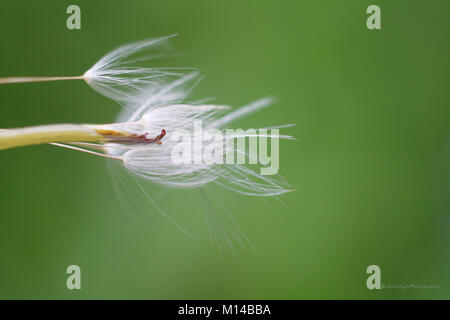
[0,0,448,299]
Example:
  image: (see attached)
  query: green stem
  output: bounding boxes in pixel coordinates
[0,124,103,150]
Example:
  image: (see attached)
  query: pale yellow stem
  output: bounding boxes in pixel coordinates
[0,76,84,85]
[51,143,123,161]
[0,124,103,151]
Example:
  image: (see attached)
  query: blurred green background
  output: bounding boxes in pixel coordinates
[0,0,448,299]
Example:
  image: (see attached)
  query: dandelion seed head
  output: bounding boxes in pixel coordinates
[83,35,187,105]
[101,73,293,196]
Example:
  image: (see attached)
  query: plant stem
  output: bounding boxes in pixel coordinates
[0,76,84,85]
[0,124,103,150]
[51,143,123,161]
